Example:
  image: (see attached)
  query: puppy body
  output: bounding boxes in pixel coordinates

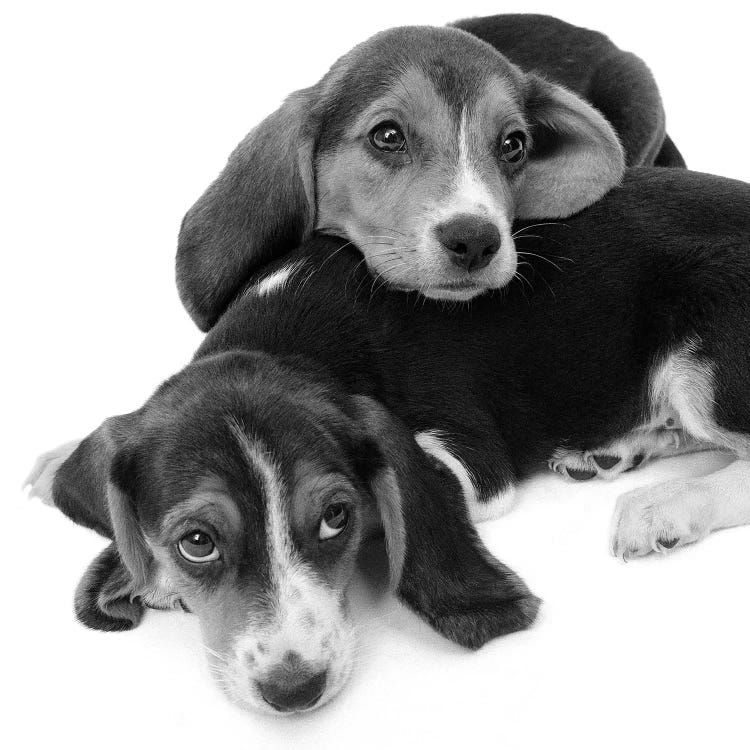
[31,168,750,712]
[204,167,750,531]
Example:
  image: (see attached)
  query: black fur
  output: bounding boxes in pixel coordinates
[199,168,750,503]
[178,15,675,331]
[74,544,144,631]
[54,167,750,649]
[454,14,684,167]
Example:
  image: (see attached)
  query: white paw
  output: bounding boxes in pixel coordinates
[609,479,715,559]
[24,439,81,506]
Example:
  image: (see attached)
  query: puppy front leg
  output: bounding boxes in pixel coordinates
[609,460,750,559]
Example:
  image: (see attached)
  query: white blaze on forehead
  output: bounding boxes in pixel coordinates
[227,421,346,658]
[431,107,514,252]
[452,107,496,214]
[227,421,294,581]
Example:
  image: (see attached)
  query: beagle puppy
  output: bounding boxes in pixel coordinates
[28,167,750,714]
[178,15,678,330]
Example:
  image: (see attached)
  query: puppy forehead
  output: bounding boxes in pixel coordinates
[159,475,242,534]
[289,461,355,525]
[323,27,520,140]
[345,65,521,148]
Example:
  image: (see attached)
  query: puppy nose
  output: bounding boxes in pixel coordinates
[436,216,501,272]
[257,669,327,712]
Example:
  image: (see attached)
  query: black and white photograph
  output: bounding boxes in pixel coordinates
[4,1,749,747]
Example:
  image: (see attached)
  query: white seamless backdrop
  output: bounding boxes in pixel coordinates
[3,2,749,748]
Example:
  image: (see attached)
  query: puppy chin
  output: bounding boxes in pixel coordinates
[420,285,487,302]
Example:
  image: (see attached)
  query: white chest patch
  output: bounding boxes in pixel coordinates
[251,261,305,298]
[415,430,516,523]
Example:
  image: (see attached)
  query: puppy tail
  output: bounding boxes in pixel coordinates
[23,439,82,506]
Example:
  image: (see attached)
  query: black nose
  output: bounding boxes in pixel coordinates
[435,215,502,272]
[257,669,327,712]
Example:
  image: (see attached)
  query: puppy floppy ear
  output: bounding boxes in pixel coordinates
[74,543,144,631]
[350,396,540,650]
[177,87,319,331]
[28,412,153,631]
[517,75,625,219]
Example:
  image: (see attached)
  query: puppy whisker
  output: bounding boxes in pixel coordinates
[511,221,569,237]
[516,251,565,273]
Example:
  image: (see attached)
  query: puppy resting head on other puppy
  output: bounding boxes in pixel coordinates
[30,352,539,713]
[178,25,625,329]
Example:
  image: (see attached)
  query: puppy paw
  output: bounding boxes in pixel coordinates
[609,479,714,559]
[549,427,690,482]
[24,439,81,506]
[549,447,645,481]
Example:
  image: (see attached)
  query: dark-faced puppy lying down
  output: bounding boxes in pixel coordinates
[28,169,750,714]
[179,14,681,330]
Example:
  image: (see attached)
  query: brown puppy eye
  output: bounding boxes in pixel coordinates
[369,121,407,153]
[500,132,526,163]
[318,503,350,541]
[178,530,220,562]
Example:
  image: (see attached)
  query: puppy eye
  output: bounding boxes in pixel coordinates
[500,132,526,163]
[318,502,350,541]
[369,121,407,153]
[178,530,220,563]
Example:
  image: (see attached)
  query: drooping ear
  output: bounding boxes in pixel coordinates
[177,87,319,331]
[350,396,540,650]
[516,75,625,219]
[26,412,153,631]
[74,543,144,631]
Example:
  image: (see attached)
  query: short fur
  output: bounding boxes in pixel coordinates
[176,16,674,329]
[30,168,750,712]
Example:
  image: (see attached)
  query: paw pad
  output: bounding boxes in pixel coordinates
[592,454,620,470]
[657,537,679,550]
[567,467,597,481]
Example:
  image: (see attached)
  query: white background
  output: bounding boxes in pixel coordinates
[3,1,750,748]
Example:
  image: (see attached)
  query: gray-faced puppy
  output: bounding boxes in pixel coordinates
[27,353,538,714]
[178,23,626,330]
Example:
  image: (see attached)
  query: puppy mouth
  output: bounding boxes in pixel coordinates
[391,278,486,294]
[432,279,486,291]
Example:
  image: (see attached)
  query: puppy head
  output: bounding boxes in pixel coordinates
[178,25,623,328]
[42,353,539,714]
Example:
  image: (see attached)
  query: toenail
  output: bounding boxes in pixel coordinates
[631,453,645,468]
[592,454,620,470]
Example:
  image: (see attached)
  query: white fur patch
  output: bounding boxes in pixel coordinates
[250,261,304,298]
[606,343,750,559]
[650,340,750,455]
[415,430,477,504]
[223,423,354,714]
[421,108,517,299]
[415,429,516,523]
[24,439,81,506]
